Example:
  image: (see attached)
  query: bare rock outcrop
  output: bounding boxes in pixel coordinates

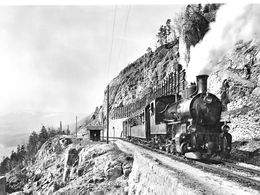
[63,147,81,182]
[206,39,260,165]
[208,39,260,142]
[104,160,123,180]
[59,137,73,148]
[5,136,134,195]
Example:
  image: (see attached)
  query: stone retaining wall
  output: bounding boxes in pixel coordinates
[128,153,197,195]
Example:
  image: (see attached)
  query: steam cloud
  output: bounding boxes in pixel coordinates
[186,4,260,82]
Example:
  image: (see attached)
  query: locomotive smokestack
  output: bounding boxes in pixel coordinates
[196,75,209,93]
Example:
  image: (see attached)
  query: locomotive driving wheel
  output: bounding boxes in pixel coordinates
[169,143,176,154]
[180,142,188,154]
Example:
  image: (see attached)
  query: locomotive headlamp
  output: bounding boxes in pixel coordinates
[204,94,213,104]
[221,124,230,132]
[188,125,197,132]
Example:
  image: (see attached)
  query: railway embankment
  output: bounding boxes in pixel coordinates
[4,135,260,195]
[116,139,260,195]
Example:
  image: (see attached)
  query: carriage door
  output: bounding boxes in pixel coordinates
[145,105,151,141]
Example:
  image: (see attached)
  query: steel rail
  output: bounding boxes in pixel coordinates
[219,160,260,176]
[194,160,260,187]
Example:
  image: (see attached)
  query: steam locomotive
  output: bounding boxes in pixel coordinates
[122,75,232,159]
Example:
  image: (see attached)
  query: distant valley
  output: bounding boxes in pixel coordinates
[0,111,87,159]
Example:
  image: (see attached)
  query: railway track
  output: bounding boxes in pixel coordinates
[116,138,260,190]
[195,160,260,188]
[221,160,260,176]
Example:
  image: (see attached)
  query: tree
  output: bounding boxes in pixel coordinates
[10,150,19,168]
[27,131,39,156]
[39,125,48,145]
[156,25,167,46]
[156,19,175,47]
[10,150,17,162]
[48,127,56,138]
[16,145,21,154]
[19,145,26,159]
[197,4,202,13]
[0,157,10,174]
[166,19,172,36]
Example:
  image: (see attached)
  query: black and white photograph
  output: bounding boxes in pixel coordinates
[0,1,259,194]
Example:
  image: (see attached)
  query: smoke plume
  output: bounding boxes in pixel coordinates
[186,4,260,82]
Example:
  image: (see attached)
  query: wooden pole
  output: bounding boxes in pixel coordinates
[76,116,77,137]
[107,85,109,144]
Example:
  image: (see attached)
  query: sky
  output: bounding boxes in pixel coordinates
[0,5,184,115]
[0,5,184,158]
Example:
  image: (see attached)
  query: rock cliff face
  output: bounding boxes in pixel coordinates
[6,136,134,194]
[208,39,260,164]
[83,4,259,160]
[209,39,260,142]
[101,4,221,116]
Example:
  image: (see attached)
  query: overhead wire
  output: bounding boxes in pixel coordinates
[102,6,117,130]
[106,6,117,84]
[117,5,131,69]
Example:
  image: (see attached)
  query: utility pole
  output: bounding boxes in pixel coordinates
[76,116,78,137]
[107,85,109,144]
[102,112,105,141]
[67,125,70,135]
